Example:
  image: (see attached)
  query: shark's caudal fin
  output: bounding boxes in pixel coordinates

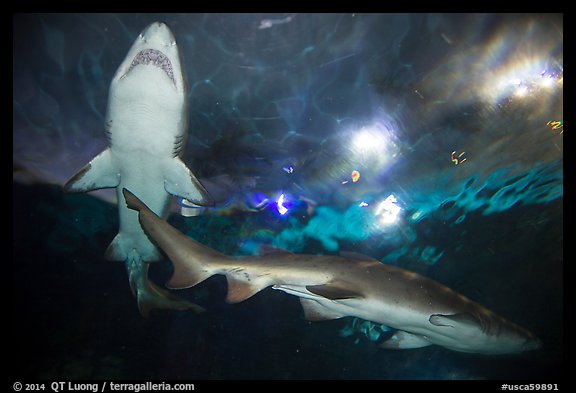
[123,188,228,290]
[127,186,273,303]
[125,251,205,317]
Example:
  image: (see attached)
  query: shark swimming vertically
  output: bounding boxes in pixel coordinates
[64,22,214,316]
[122,187,542,355]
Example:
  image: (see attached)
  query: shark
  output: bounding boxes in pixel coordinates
[122,187,542,355]
[64,22,214,316]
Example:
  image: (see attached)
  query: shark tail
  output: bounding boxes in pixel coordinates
[123,188,228,290]
[125,188,278,305]
[125,251,205,317]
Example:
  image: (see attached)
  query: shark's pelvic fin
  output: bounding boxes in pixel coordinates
[105,234,127,261]
[64,148,120,193]
[379,331,433,350]
[105,233,162,262]
[125,251,205,317]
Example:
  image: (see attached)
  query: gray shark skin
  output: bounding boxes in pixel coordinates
[64,22,213,316]
[123,187,542,355]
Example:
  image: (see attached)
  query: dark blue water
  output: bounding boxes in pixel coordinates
[13,13,562,380]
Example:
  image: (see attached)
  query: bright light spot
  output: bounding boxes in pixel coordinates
[179,198,203,217]
[547,120,563,134]
[342,170,361,185]
[344,119,400,175]
[538,75,555,88]
[451,150,467,165]
[249,192,270,210]
[375,194,401,225]
[359,201,369,207]
[352,126,390,155]
[485,63,562,104]
[514,84,529,98]
[353,130,377,151]
[179,198,196,207]
[509,78,523,87]
[411,211,423,221]
[277,193,288,215]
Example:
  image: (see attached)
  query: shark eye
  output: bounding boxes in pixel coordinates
[170,40,176,47]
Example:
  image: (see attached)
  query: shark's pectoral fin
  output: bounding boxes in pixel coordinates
[64,148,120,193]
[163,158,214,207]
[306,282,363,300]
[299,298,346,321]
[380,331,433,350]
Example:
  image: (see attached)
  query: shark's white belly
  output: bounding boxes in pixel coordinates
[274,284,427,326]
[106,147,174,262]
[274,284,509,353]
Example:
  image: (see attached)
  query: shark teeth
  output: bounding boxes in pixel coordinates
[127,49,175,85]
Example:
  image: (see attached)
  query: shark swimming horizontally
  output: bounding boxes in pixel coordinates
[123,188,542,355]
[64,22,213,316]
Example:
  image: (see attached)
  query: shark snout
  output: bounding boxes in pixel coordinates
[115,21,183,88]
[139,22,176,48]
[525,336,543,351]
[506,330,542,353]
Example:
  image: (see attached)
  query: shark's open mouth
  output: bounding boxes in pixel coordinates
[127,49,175,85]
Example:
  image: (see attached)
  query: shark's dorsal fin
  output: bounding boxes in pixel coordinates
[259,245,294,256]
[299,298,345,321]
[306,282,363,300]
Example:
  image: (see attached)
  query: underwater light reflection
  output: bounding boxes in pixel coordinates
[488,63,562,104]
[415,15,562,128]
[475,21,562,108]
[374,194,402,227]
[344,118,401,184]
[350,122,396,158]
[277,193,289,215]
